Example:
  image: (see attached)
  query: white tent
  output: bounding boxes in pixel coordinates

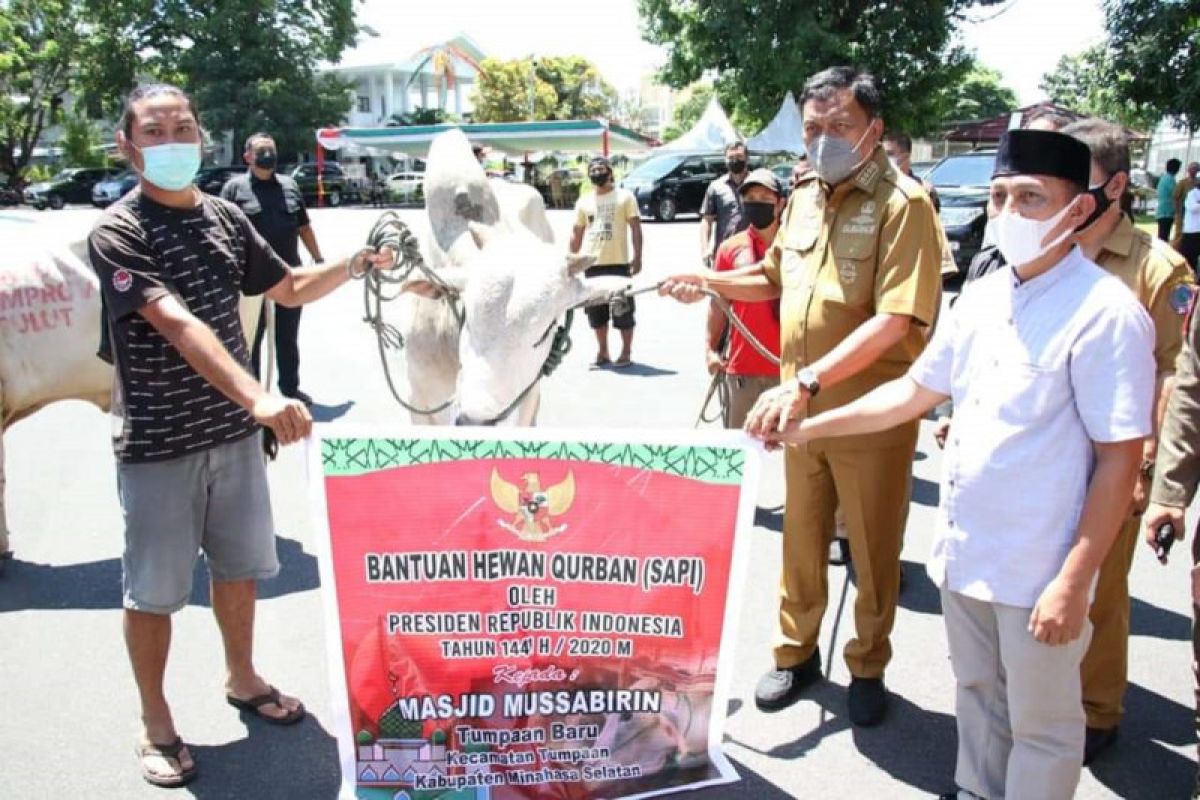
[657,97,741,152]
[746,91,805,155]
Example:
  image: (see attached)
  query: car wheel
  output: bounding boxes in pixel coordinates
[326,190,342,207]
[655,197,676,222]
[48,194,65,210]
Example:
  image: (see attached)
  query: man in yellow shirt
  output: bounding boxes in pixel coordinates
[570,157,643,367]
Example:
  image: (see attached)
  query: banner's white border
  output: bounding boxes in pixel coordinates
[307,424,764,800]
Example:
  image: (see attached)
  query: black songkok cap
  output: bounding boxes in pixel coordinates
[993,129,1091,188]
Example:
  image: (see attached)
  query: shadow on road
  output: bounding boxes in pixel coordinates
[1088,681,1196,799]
[605,362,678,378]
[0,535,319,613]
[714,684,957,797]
[185,714,341,799]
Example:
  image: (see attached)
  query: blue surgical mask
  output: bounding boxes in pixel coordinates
[135,142,201,191]
[809,126,873,185]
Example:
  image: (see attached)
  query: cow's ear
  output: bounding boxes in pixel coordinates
[468,221,495,251]
[565,253,596,276]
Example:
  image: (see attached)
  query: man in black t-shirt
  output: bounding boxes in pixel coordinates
[87,83,394,789]
[221,132,325,404]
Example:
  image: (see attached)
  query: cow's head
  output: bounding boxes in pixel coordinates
[405,222,628,425]
[406,129,630,426]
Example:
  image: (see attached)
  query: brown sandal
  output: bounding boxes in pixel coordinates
[226,685,306,725]
[137,737,197,788]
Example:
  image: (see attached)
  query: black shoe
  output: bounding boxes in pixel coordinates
[1083,725,1118,765]
[282,388,313,406]
[754,650,822,711]
[848,676,888,727]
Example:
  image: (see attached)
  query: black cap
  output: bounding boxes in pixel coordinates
[738,168,782,197]
[993,130,1091,187]
[588,156,611,171]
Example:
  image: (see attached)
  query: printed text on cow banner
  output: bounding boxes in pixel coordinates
[312,433,754,800]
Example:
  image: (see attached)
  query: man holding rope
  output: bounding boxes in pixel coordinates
[661,66,942,727]
[88,83,395,788]
[706,168,784,427]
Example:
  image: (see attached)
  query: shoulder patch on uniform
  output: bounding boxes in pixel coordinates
[1170,282,1195,315]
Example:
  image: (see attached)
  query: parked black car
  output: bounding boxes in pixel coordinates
[285,162,347,207]
[925,149,997,275]
[620,153,729,222]
[24,167,123,210]
[195,166,245,195]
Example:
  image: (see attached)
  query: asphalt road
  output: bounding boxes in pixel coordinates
[0,202,1195,799]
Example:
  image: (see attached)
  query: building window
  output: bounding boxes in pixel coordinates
[357,95,370,113]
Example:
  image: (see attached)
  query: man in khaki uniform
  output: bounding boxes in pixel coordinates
[1065,120,1197,764]
[1174,162,1199,246]
[661,66,942,726]
[1145,292,1200,800]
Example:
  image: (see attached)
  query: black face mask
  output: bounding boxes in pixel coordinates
[1077,173,1116,231]
[589,171,609,186]
[727,158,747,174]
[744,200,776,230]
[254,150,277,170]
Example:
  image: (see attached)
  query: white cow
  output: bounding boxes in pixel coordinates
[0,226,263,562]
[392,130,628,426]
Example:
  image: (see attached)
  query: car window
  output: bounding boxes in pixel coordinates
[677,159,704,178]
[927,154,996,188]
[295,166,314,177]
[703,157,725,175]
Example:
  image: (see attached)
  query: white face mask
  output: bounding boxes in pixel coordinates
[993,198,1080,268]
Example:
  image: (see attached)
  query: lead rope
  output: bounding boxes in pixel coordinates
[691,288,782,428]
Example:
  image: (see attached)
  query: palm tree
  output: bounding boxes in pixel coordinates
[404,40,482,111]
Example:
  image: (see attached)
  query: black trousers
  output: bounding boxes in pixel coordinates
[251,303,303,394]
[1159,217,1176,242]
[1181,232,1200,272]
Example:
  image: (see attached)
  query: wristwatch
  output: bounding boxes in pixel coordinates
[795,367,820,397]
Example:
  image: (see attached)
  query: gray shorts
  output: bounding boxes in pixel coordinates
[117,433,279,614]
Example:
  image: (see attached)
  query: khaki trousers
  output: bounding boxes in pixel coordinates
[775,427,916,677]
[1081,513,1142,729]
[943,588,1090,800]
[723,374,777,429]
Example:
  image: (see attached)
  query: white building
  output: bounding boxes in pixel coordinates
[323,34,486,128]
[1147,118,1200,172]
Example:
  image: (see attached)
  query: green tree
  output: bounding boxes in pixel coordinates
[1103,0,1200,131]
[661,85,714,143]
[89,0,360,161]
[59,113,105,167]
[0,0,92,187]
[471,58,558,122]
[1040,45,1158,132]
[942,63,1018,122]
[535,56,618,120]
[638,0,1007,136]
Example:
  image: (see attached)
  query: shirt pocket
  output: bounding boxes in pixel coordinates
[994,360,1063,424]
[780,225,819,288]
[822,235,876,308]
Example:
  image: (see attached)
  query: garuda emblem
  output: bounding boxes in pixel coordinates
[489,468,576,542]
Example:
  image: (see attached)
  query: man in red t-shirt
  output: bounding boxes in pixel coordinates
[707,169,784,426]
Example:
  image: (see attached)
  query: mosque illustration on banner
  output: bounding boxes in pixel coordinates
[354,723,494,799]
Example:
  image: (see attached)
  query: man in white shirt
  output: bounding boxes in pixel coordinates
[749,129,1155,800]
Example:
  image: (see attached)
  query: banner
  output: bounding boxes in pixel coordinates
[310,429,758,800]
